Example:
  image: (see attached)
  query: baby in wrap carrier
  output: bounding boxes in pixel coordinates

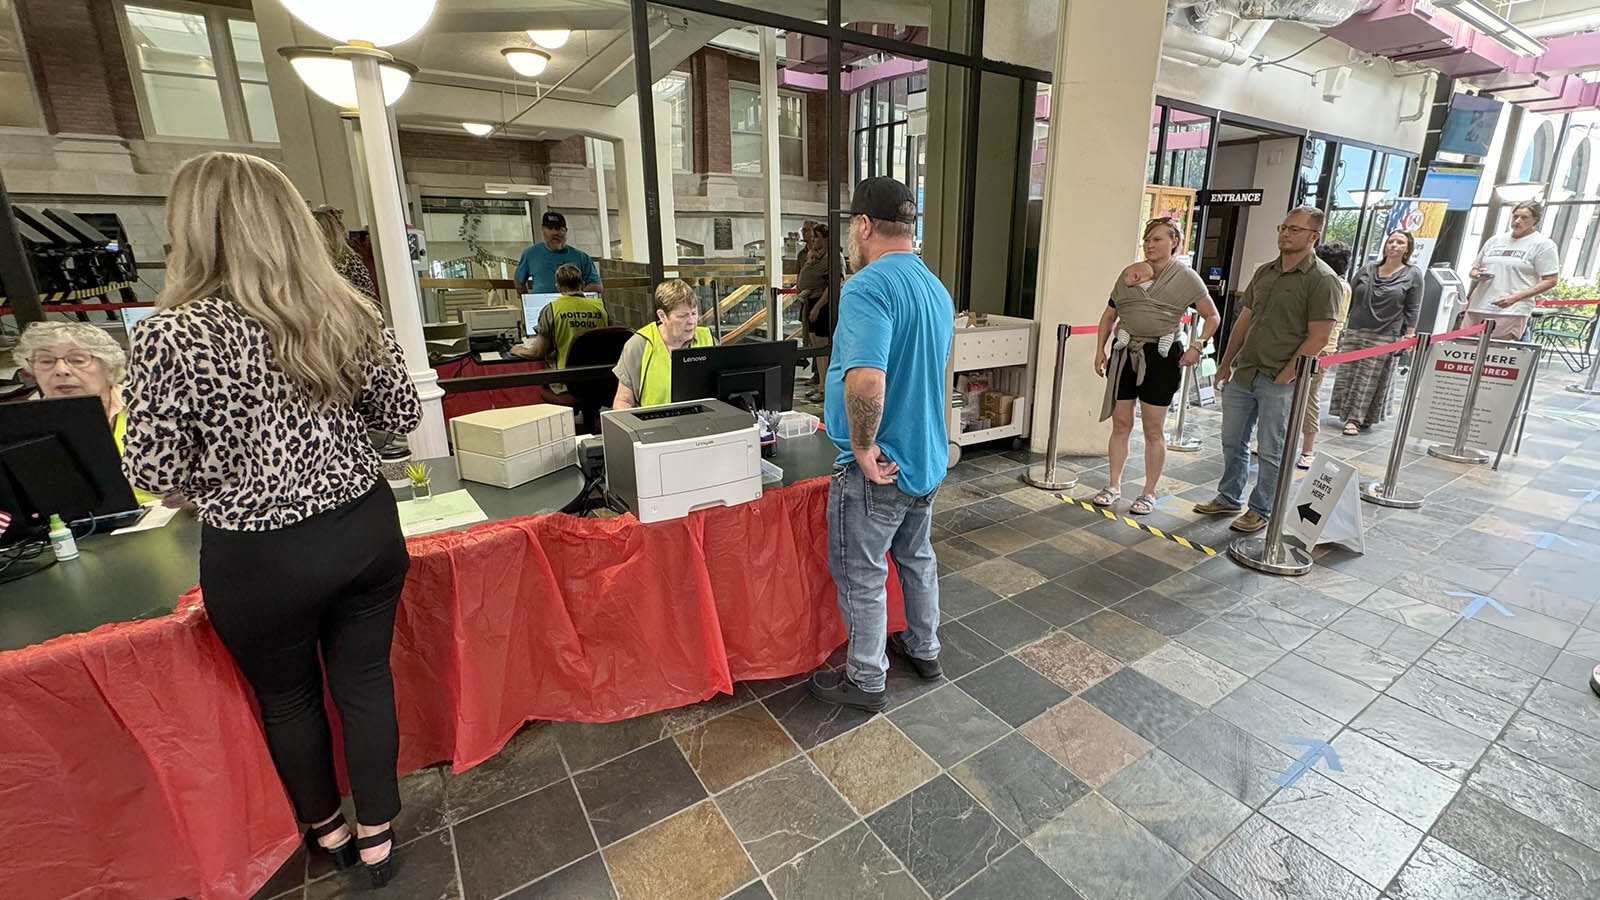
[1110,260,1181,356]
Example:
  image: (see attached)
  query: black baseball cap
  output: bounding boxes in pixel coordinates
[541,211,567,229]
[848,177,917,223]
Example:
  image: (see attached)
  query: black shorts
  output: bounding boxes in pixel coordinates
[1114,341,1184,407]
[808,298,833,338]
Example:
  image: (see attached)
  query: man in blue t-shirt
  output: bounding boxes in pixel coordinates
[809,177,954,713]
[513,211,603,293]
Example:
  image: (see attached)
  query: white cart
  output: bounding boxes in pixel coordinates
[947,314,1037,466]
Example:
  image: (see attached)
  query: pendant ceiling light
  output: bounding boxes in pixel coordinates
[279,0,437,47]
[502,47,551,78]
[279,47,417,109]
[462,122,494,136]
[527,29,571,49]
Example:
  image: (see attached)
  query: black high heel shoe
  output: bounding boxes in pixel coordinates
[304,817,357,870]
[355,827,397,887]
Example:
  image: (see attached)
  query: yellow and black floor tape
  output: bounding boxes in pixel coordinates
[1057,496,1218,556]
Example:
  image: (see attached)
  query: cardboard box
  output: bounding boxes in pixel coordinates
[980,391,1016,427]
[449,405,575,458]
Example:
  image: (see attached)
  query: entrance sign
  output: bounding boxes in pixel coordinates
[1199,188,1264,206]
[1415,340,1536,451]
[1283,454,1363,553]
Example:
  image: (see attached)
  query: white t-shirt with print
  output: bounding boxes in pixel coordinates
[1467,231,1560,317]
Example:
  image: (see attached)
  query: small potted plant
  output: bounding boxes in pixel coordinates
[405,462,433,501]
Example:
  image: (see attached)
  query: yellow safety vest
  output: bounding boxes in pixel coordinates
[112,410,159,505]
[548,295,608,368]
[636,322,713,407]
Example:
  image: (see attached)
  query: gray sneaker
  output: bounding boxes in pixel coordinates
[807,671,886,712]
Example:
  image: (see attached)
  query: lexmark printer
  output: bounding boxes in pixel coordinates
[600,399,762,523]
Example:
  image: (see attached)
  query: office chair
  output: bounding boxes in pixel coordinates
[562,326,634,434]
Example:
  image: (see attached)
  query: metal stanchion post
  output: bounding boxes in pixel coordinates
[1427,324,1494,464]
[1569,322,1600,396]
[1025,323,1080,491]
[1166,316,1202,452]
[1228,354,1317,576]
[1361,334,1429,509]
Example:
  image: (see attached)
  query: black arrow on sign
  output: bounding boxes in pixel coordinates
[1297,503,1321,526]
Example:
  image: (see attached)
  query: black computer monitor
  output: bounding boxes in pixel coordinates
[0,396,142,544]
[671,340,799,413]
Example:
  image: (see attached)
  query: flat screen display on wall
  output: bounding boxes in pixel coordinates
[1438,94,1503,158]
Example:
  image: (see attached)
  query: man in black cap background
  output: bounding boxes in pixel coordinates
[514,211,603,294]
[809,176,954,712]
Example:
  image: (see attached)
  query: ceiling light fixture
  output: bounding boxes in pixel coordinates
[462,122,494,136]
[279,46,417,109]
[527,29,571,50]
[1434,0,1549,57]
[502,47,551,78]
[484,182,552,196]
[1346,189,1391,208]
[279,0,436,47]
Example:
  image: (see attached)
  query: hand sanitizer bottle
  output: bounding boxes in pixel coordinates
[48,514,79,561]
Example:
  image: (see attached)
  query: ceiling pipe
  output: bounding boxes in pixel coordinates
[1162,19,1274,67]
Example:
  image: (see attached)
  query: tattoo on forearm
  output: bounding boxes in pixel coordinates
[846,391,883,450]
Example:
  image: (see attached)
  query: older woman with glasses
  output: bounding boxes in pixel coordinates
[13,321,161,504]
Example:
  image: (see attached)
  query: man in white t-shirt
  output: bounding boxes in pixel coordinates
[1464,200,1560,340]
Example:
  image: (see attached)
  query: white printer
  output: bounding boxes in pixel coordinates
[600,399,762,523]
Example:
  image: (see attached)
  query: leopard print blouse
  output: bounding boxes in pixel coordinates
[121,295,422,531]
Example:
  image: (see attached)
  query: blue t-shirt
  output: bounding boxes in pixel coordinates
[824,252,954,497]
[513,243,601,292]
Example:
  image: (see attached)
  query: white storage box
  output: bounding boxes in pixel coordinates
[449,405,575,458]
[457,438,577,488]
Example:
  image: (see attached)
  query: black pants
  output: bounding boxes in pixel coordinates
[200,482,410,826]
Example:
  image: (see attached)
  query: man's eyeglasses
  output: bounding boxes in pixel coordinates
[1277,224,1317,235]
[30,352,96,371]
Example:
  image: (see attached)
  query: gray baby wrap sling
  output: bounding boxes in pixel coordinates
[1100,262,1202,421]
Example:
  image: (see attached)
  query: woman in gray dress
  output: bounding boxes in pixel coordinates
[1329,230,1423,433]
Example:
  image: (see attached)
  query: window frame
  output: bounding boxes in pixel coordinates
[114,0,277,146]
[654,70,693,173]
[0,0,44,132]
[728,81,806,178]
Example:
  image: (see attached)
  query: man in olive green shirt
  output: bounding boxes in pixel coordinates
[1195,205,1340,533]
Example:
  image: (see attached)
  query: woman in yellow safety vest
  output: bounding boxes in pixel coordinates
[612,278,715,408]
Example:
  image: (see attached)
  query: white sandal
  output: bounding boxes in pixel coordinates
[1092,486,1121,507]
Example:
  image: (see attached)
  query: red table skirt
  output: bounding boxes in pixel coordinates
[0,477,906,900]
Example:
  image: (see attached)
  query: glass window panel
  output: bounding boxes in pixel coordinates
[778,93,803,139]
[855,91,870,128]
[126,5,216,77]
[654,73,691,171]
[240,80,277,143]
[1576,210,1599,277]
[876,127,889,179]
[875,84,890,126]
[1324,208,1360,247]
[855,130,869,184]
[842,0,969,53]
[731,132,761,174]
[1162,111,1210,190]
[227,19,267,82]
[891,79,907,119]
[141,72,228,139]
[729,84,760,134]
[1380,153,1408,194]
[781,138,803,177]
[1333,144,1375,206]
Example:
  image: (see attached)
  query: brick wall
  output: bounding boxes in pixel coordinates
[16,0,142,138]
[690,49,731,174]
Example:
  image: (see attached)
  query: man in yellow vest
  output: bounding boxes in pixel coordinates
[511,263,608,367]
[612,279,715,408]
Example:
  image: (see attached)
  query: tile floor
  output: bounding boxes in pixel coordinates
[257,370,1600,900]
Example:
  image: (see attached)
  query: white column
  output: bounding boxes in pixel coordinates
[350,52,449,457]
[654,98,680,268]
[758,26,784,332]
[589,137,612,257]
[1029,0,1167,455]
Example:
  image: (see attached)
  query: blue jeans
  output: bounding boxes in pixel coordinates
[1218,372,1296,517]
[827,462,940,693]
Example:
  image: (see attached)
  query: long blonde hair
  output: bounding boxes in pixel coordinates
[160,152,383,407]
[311,205,354,265]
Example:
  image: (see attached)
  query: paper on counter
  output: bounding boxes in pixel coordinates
[397,489,489,537]
[111,501,181,535]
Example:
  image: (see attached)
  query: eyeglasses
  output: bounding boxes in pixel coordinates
[30,351,97,371]
[1276,224,1317,235]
